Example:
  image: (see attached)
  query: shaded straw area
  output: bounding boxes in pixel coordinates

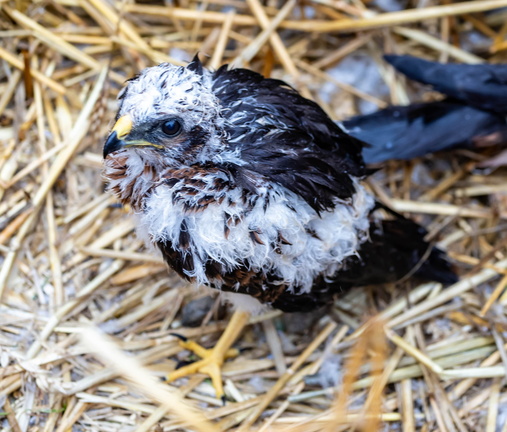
[2,0,507,430]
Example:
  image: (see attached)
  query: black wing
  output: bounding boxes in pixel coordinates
[343,100,507,163]
[212,66,366,212]
[334,215,457,287]
[385,55,507,113]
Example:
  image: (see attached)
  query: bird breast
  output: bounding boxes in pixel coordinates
[134,165,374,295]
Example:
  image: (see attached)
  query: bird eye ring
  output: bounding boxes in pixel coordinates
[161,119,182,137]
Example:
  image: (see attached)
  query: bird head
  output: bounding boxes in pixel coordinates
[103,58,226,167]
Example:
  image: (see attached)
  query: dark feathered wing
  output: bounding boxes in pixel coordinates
[344,101,507,163]
[212,66,366,212]
[335,215,457,286]
[385,54,507,113]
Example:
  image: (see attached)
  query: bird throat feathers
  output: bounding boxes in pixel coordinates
[103,149,164,210]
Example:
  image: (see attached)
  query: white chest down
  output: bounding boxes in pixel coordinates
[137,173,374,296]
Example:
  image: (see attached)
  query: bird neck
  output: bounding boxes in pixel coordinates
[103,150,164,211]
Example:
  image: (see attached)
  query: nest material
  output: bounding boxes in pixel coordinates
[1,1,507,431]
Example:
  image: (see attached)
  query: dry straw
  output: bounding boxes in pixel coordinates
[1,0,507,431]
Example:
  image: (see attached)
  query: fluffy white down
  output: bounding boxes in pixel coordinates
[136,176,374,295]
[119,64,219,129]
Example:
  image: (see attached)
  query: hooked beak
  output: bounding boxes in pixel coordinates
[103,115,164,158]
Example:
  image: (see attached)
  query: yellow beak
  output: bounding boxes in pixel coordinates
[103,114,163,158]
[112,115,133,139]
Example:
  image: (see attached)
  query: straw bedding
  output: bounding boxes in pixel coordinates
[1,1,507,430]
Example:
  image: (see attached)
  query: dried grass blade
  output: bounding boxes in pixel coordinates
[0,46,65,94]
[0,68,107,301]
[237,321,337,431]
[231,0,295,68]
[80,327,220,432]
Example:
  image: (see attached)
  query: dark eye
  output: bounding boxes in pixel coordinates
[161,119,182,137]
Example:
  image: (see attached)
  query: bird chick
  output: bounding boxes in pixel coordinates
[103,57,456,313]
